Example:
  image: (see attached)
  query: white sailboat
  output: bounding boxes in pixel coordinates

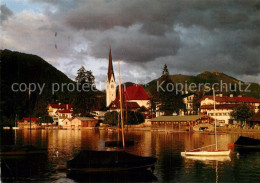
[181,88,230,156]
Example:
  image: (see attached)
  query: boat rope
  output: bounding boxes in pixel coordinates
[188,144,216,151]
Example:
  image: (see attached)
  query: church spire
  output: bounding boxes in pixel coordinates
[107,47,115,82]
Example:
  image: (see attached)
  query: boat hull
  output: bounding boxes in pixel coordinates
[181,150,230,156]
[67,150,157,173]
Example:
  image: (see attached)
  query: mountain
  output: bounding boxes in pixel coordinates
[144,71,259,99]
[0,50,89,125]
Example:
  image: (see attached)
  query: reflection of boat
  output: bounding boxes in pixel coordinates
[67,60,157,174]
[181,88,230,156]
[181,154,231,162]
[67,168,158,182]
[108,127,116,132]
[0,145,47,156]
[67,150,157,173]
[228,136,260,151]
[105,140,135,147]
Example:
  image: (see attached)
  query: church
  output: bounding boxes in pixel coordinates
[106,48,151,112]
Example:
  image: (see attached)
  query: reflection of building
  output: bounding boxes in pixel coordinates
[62,117,98,129]
[151,115,213,131]
[200,94,260,124]
[47,103,73,125]
[18,117,40,129]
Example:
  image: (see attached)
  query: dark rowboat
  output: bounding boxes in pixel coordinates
[67,150,157,173]
[228,136,260,151]
[0,145,47,156]
[105,140,135,147]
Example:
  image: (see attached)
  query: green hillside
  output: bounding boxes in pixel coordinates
[144,71,259,99]
[0,49,75,125]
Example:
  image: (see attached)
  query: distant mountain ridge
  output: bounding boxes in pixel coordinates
[144,71,259,99]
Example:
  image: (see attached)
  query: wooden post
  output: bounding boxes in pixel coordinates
[118,60,125,150]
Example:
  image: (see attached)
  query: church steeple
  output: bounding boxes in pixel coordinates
[107,47,115,82]
[106,48,116,107]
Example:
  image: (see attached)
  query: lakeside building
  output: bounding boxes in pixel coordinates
[18,117,40,129]
[151,115,213,132]
[106,48,151,113]
[182,93,198,115]
[62,117,98,129]
[200,94,260,125]
[47,103,73,125]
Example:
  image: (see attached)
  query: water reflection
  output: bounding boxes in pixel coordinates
[1,129,260,182]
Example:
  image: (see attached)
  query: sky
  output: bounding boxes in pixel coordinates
[1,0,260,90]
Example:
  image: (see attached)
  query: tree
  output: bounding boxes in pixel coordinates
[73,66,96,116]
[162,64,169,77]
[38,116,53,124]
[104,111,119,126]
[76,66,88,83]
[231,104,254,125]
[157,73,184,115]
[125,111,145,125]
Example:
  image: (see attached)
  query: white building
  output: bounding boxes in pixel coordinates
[106,48,116,107]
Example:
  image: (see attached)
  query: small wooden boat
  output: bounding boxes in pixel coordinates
[181,150,230,156]
[105,140,135,147]
[181,154,231,162]
[67,150,156,173]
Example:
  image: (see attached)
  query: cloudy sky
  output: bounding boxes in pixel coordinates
[1,0,260,89]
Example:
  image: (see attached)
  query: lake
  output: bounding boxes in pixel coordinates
[1,129,260,182]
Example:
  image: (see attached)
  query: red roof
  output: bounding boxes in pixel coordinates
[121,85,150,100]
[109,85,150,110]
[48,104,73,109]
[233,96,260,103]
[23,117,39,121]
[200,96,260,103]
[58,110,73,113]
[200,104,239,110]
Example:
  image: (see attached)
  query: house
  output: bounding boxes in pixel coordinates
[199,94,260,125]
[106,48,151,113]
[18,117,40,129]
[182,93,198,115]
[248,112,260,128]
[47,103,73,125]
[90,111,107,121]
[62,117,98,129]
[151,115,213,131]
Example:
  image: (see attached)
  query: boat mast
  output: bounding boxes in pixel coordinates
[213,87,218,151]
[118,60,125,150]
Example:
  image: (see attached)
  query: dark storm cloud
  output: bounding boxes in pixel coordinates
[0,5,13,23]
[27,0,260,77]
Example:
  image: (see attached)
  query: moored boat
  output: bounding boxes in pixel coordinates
[228,136,260,150]
[181,150,230,156]
[67,150,156,173]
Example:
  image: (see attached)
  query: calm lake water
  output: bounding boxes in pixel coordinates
[1,129,260,182]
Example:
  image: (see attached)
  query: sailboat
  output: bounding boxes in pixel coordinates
[67,60,157,173]
[181,88,230,156]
